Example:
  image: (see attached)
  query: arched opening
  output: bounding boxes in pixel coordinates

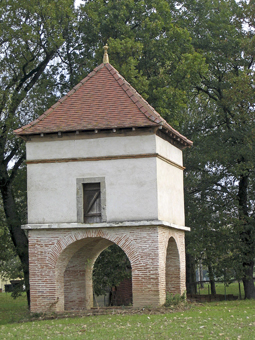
[55,236,132,311]
[93,244,132,307]
[165,237,181,295]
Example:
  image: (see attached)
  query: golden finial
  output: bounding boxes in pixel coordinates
[103,44,109,64]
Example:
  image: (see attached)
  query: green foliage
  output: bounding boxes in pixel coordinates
[180,0,255,296]
[10,280,25,299]
[93,244,131,296]
[0,0,76,305]
[59,0,207,127]
[164,292,186,307]
[0,0,75,131]
[0,166,27,281]
[0,205,23,281]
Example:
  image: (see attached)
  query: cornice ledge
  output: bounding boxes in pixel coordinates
[21,220,190,231]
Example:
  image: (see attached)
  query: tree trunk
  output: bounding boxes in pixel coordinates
[208,263,216,296]
[238,173,255,299]
[243,261,255,299]
[186,252,197,295]
[0,179,30,307]
[199,260,204,288]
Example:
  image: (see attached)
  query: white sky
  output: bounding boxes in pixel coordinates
[74,0,85,8]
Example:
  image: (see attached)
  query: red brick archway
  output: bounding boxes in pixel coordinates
[28,226,186,312]
[53,231,135,311]
[62,238,114,310]
[165,237,181,295]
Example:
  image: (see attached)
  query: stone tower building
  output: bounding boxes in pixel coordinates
[14,47,192,312]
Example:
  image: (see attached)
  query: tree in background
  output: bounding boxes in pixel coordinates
[179,0,255,298]
[0,164,27,281]
[0,0,75,306]
[93,244,131,304]
[0,209,24,284]
[57,0,206,126]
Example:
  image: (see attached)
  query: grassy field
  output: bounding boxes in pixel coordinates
[0,293,255,339]
[198,281,244,297]
[0,293,29,325]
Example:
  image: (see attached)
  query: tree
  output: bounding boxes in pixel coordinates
[0,164,26,279]
[0,0,75,306]
[0,207,23,282]
[57,0,206,127]
[93,244,131,301]
[179,0,255,298]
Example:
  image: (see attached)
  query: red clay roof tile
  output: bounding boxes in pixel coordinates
[14,63,192,146]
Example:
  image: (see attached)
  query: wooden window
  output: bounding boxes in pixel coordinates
[77,177,106,223]
[83,183,101,223]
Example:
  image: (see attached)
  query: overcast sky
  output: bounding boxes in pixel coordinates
[75,0,85,8]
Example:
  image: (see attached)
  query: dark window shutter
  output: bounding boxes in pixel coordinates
[83,183,101,223]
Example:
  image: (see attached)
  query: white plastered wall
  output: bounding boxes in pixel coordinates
[26,134,156,160]
[26,133,185,226]
[155,135,183,166]
[26,134,158,224]
[155,136,185,226]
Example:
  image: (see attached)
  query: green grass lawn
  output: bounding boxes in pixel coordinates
[198,281,245,297]
[1,293,255,339]
[0,293,29,325]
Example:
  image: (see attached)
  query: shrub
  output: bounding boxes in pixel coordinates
[164,292,186,307]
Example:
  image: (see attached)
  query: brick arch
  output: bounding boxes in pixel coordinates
[165,236,181,295]
[62,237,114,310]
[28,226,187,312]
[48,229,139,270]
[49,229,138,311]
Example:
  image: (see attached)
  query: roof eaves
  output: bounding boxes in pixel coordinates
[162,122,193,146]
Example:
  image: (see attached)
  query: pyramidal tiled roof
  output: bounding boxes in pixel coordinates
[14,63,192,147]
